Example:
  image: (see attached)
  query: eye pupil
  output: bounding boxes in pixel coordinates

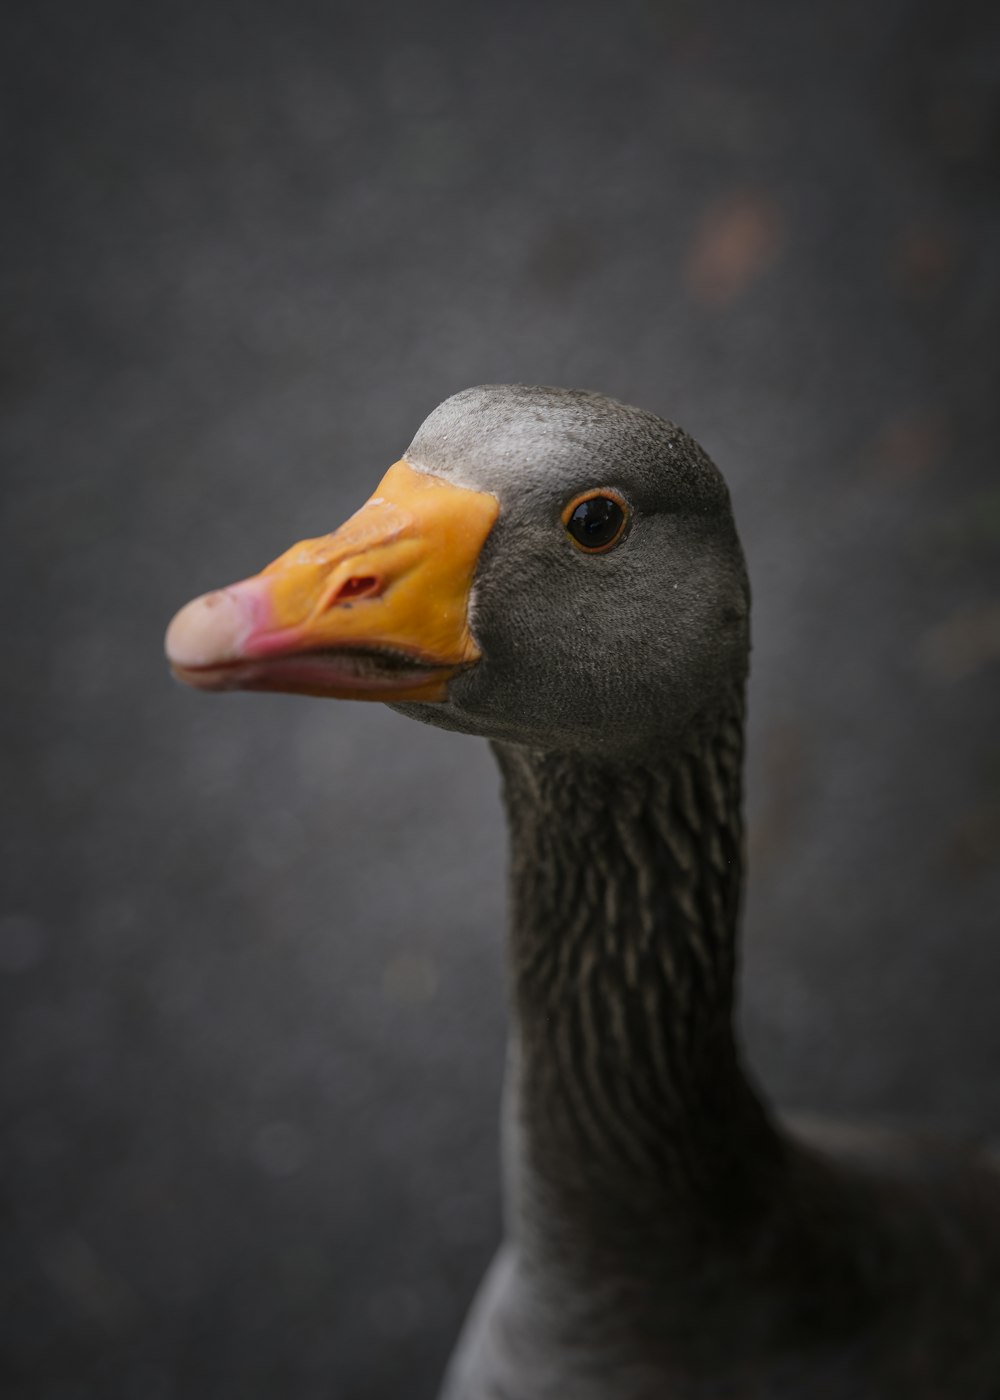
[566,495,626,551]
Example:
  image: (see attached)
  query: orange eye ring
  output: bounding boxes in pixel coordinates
[561,488,631,554]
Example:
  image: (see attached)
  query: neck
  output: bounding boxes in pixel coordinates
[492,693,785,1274]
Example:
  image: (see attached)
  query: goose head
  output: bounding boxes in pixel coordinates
[166,384,749,758]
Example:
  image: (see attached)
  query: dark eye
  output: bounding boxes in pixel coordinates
[562,490,629,553]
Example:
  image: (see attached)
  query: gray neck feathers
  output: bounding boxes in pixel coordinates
[492,690,783,1272]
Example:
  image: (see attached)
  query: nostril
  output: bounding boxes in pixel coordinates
[329,575,380,605]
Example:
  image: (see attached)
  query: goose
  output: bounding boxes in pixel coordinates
[165,384,1000,1400]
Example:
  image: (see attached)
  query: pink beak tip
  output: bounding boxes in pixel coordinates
[165,584,261,671]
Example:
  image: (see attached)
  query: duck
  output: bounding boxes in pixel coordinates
[165,384,1000,1400]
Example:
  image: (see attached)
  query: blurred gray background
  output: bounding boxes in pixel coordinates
[2,0,999,1396]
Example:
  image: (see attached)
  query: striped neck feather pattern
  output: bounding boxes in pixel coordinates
[492,691,782,1260]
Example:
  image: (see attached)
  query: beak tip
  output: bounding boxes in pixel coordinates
[165,587,255,671]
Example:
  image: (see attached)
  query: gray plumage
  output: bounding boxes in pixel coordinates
[388,386,1000,1399]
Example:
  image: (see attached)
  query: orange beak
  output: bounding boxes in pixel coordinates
[165,461,499,702]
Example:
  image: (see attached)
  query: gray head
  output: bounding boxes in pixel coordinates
[165,384,749,761]
[396,385,749,756]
